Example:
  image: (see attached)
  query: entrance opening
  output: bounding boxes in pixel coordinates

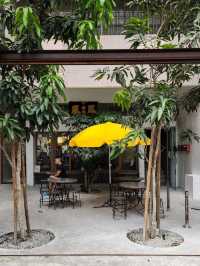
[145,128,177,189]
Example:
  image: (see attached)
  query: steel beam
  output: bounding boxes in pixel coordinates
[0,49,200,65]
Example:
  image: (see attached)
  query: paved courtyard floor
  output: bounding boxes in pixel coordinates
[0,255,200,266]
[0,184,200,257]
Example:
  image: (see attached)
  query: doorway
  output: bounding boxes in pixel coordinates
[145,127,177,188]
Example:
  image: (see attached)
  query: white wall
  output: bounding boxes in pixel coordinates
[43,35,130,50]
[27,36,200,188]
[65,87,119,103]
[43,35,129,91]
[138,146,145,179]
[26,136,34,186]
[177,106,200,188]
[43,35,200,90]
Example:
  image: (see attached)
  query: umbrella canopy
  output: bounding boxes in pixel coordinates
[69,121,150,206]
[69,122,150,148]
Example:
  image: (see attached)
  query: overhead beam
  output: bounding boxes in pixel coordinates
[0,49,200,65]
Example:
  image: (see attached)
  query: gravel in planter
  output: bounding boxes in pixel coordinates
[0,229,55,249]
[127,228,184,248]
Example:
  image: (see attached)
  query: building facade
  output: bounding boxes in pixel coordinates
[1,4,200,190]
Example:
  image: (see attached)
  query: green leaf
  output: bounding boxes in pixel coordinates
[23,7,29,28]
[100,0,106,5]
[157,107,163,121]
[47,86,53,97]
[44,98,49,109]
[160,43,177,49]
[113,89,132,111]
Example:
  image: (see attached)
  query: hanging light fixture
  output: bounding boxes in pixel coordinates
[57,136,68,145]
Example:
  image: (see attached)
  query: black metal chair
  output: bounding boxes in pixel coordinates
[39,179,50,207]
[68,184,82,208]
[71,191,82,208]
[49,183,65,209]
[160,198,165,218]
[111,185,127,219]
[61,184,72,207]
[112,194,127,219]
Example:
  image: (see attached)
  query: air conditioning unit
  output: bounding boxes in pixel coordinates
[185,174,200,200]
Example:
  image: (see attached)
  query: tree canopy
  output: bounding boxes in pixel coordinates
[93,0,200,241]
[0,0,115,142]
[0,0,115,51]
[0,0,115,243]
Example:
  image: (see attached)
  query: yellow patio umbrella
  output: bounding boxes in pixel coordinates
[69,122,150,147]
[69,122,150,205]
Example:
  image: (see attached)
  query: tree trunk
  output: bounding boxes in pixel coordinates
[143,124,162,240]
[143,127,157,240]
[21,142,31,236]
[156,134,161,230]
[50,136,57,172]
[11,143,18,244]
[16,142,26,240]
[150,125,161,238]
[166,128,170,210]
[151,152,157,238]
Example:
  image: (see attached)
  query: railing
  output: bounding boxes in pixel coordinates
[51,10,161,36]
[101,11,161,35]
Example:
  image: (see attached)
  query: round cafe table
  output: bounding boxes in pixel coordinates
[119,181,145,190]
[48,177,78,208]
[119,181,145,210]
[48,177,78,184]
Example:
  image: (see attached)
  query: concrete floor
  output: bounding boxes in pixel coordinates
[0,256,200,266]
[0,184,200,258]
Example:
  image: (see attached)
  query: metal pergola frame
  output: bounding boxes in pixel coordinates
[0,48,200,65]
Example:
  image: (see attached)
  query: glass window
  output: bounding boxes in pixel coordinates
[120,148,138,171]
[34,133,73,173]
[35,133,52,172]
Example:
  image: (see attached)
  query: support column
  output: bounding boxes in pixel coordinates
[139,146,145,179]
[0,136,2,184]
[26,136,34,186]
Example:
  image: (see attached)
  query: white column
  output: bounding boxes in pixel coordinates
[26,136,34,186]
[138,146,145,179]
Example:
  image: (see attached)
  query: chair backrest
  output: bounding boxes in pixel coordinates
[40,179,49,193]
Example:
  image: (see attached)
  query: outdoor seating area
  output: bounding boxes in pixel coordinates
[37,122,151,215]
[39,177,165,222]
[2,1,200,264]
[0,184,200,255]
[40,178,81,209]
[39,177,146,216]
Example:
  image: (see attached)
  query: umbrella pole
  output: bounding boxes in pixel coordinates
[93,146,112,208]
[108,146,112,205]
